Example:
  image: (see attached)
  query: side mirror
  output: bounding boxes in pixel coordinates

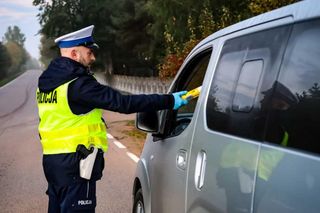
[136,111,159,133]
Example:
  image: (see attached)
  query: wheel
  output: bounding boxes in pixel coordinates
[133,188,145,213]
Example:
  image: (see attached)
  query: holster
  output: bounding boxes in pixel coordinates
[76,144,98,180]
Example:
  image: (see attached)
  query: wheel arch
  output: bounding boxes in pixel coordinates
[132,158,151,213]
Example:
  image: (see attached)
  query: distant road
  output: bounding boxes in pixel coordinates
[0,70,137,212]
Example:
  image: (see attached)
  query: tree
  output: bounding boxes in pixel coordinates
[33,0,297,77]
[33,0,119,73]
[3,26,26,47]
[39,35,59,67]
[4,41,28,74]
[298,83,320,101]
[0,42,12,80]
[2,26,28,75]
[308,83,320,98]
[111,0,157,75]
[249,0,297,15]
[154,0,297,79]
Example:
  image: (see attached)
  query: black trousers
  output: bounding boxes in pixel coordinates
[46,181,96,213]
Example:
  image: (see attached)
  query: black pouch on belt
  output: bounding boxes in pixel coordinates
[76,144,94,159]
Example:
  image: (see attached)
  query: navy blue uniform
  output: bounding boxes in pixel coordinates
[38,57,174,212]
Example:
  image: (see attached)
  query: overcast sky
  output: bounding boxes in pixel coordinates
[0,0,41,59]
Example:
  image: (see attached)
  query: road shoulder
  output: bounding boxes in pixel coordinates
[103,111,146,157]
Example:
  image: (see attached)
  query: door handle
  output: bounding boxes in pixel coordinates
[194,150,207,190]
[176,149,187,170]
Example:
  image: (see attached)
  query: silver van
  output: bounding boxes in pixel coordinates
[132,1,320,212]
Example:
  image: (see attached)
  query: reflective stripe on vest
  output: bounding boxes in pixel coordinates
[36,79,108,154]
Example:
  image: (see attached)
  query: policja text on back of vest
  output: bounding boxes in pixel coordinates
[37,90,58,104]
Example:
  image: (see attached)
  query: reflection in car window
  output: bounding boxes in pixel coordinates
[233,59,264,112]
[206,25,291,141]
[266,19,320,155]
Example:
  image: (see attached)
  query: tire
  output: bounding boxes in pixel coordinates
[133,188,145,213]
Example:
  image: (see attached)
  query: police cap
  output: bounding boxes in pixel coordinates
[54,25,99,49]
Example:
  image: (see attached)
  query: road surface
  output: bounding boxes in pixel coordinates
[0,70,139,212]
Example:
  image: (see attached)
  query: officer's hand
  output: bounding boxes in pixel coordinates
[172,91,189,110]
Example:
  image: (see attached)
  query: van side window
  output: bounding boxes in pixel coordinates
[167,48,212,136]
[206,26,291,141]
[265,19,320,155]
[177,53,211,114]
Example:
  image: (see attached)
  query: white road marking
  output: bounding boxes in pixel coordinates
[113,140,126,149]
[108,133,139,163]
[126,152,140,163]
[107,133,114,139]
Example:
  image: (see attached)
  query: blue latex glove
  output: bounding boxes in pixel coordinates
[172,91,188,110]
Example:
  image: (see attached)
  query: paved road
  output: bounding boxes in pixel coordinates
[0,70,138,212]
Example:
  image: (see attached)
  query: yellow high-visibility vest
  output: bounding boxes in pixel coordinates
[36,79,108,154]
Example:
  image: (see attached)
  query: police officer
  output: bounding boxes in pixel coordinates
[36,25,189,213]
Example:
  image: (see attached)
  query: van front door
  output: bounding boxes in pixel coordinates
[149,48,212,213]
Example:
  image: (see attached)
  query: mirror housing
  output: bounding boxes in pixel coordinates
[136,111,160,133]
